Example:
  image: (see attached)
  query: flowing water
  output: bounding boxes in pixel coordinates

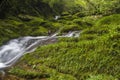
[0,31,80,72]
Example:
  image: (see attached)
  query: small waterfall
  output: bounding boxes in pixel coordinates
[54,15,60,20]
[0,31,80,71]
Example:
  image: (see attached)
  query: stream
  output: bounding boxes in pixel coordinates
[0,31,80,75]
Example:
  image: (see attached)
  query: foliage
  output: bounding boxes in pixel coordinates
[96,14,120,26]
[0,0,120,18]
[0,0,120,79]
[4,14,119,80]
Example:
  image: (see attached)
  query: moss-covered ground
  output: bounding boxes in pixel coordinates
[0,13,120,80]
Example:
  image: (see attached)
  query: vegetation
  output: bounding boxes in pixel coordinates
[0,0,120,80]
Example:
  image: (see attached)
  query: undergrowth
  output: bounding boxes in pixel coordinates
[7,14,120,80]
[0,14,120,80]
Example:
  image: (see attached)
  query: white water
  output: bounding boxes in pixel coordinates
[54,15,60,20]
[0,31,80,72]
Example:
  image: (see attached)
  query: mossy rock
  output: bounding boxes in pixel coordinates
[31,26,48,36]
[61,12,70,16]
[74,12,86,17]
[73,18,93,27]
[18,14,34,21]
[96,14,120,26]
[27,17,45,27]
[61,24,82,32]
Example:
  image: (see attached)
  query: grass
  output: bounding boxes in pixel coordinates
[0,14,120,80]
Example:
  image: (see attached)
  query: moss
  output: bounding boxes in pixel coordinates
[79,34,98,40]
[18,14,34,21]
[61,24,82,33]
[0,13,119,80]
[74,12,86,17]
[11,14,119,80]
[9,67,50,79]
[31,26,48,36]
[26,17,45,27]
[87,74,118,80]
[73,18,93,28]
[61,12,70,16]
[96,14,120,26]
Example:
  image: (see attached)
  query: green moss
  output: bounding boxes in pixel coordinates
[31,26,48,36]
[87,74,118,80]
[61,24,81,33]
[18,14,34,21]
[26,17,45,27]
[73,18,93,28]
[0,12,119,80]
[9,14,119,80]
[9,67,50,79]
[61,12,70,16]
[96,14,120,26]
